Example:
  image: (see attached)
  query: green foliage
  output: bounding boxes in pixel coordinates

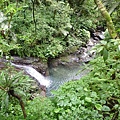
[112,10,120,37]
[71,0,100,29]
[51,78,120,120]
[0,0,119,59]
[50,38,120,120]
[0,97,56,120]
[0,1,20,57]
[0,0,120,119]
[1,37,119,119]
[10,0,75,58]
[0,65,32,118]
[0,0,91,59]
[51,75,120,120]
[25,97,55,120]
[0,35,19,57]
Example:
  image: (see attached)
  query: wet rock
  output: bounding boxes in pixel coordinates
[98,33,105,40]
[11,56,49,76]
[32,61,49,76]
[89,28,105,40]
[48,33,102,66]
[29,84,47,98]
[93,32,105,40]
[48,55,80,68]
[11,56,39,64]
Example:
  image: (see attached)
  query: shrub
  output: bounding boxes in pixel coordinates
[0,65,33,119]
[50,38,120,120]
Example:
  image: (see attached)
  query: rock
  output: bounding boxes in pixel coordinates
[48,55,80,68]
[32,61,49,76]
[40,91,46,97]
[40,85,46,97]
[89,28,105,40]
[94,37,100,41]
[87,40,94,46]
[0,62,6,70]
[98,32,105,39]
[62,46,79,55]
[11,56,49,76]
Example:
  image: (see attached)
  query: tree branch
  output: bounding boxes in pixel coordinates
[31,0,37,33]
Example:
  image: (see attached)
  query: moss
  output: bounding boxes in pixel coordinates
[60,56,71,63]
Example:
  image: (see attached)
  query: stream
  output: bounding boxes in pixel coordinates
[3,34,104,96]
[0,11,104,96]
[11,62,88,96]
[10,36,101,96]
[46,63,88,96]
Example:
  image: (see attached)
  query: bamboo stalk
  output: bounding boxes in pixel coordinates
[94,0,117,39]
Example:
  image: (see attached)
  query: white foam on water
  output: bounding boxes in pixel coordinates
[11,63,51,87]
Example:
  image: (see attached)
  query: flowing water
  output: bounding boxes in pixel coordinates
[11,63,51,87]
[1,11,102,96]
[11,62,88,96]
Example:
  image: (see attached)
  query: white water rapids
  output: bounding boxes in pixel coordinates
[11,63,51,87]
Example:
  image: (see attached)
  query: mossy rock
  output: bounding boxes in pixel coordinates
[62,46,79,56]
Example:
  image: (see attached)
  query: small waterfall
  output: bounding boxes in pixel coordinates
[11,63,51,87]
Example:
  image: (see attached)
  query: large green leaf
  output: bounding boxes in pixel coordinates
[102,105,110,111]
[95,104,102,111]
[103,48,108,61]
[85,97,92,103]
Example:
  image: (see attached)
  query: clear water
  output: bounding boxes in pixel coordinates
[11,62,88,96]
[46,63,89,96]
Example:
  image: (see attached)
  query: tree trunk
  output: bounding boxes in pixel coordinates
[9,90,27,119]
[94,0,117,39]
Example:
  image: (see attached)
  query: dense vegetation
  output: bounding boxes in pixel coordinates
[0,0,92,59]
[0,0,120,120]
